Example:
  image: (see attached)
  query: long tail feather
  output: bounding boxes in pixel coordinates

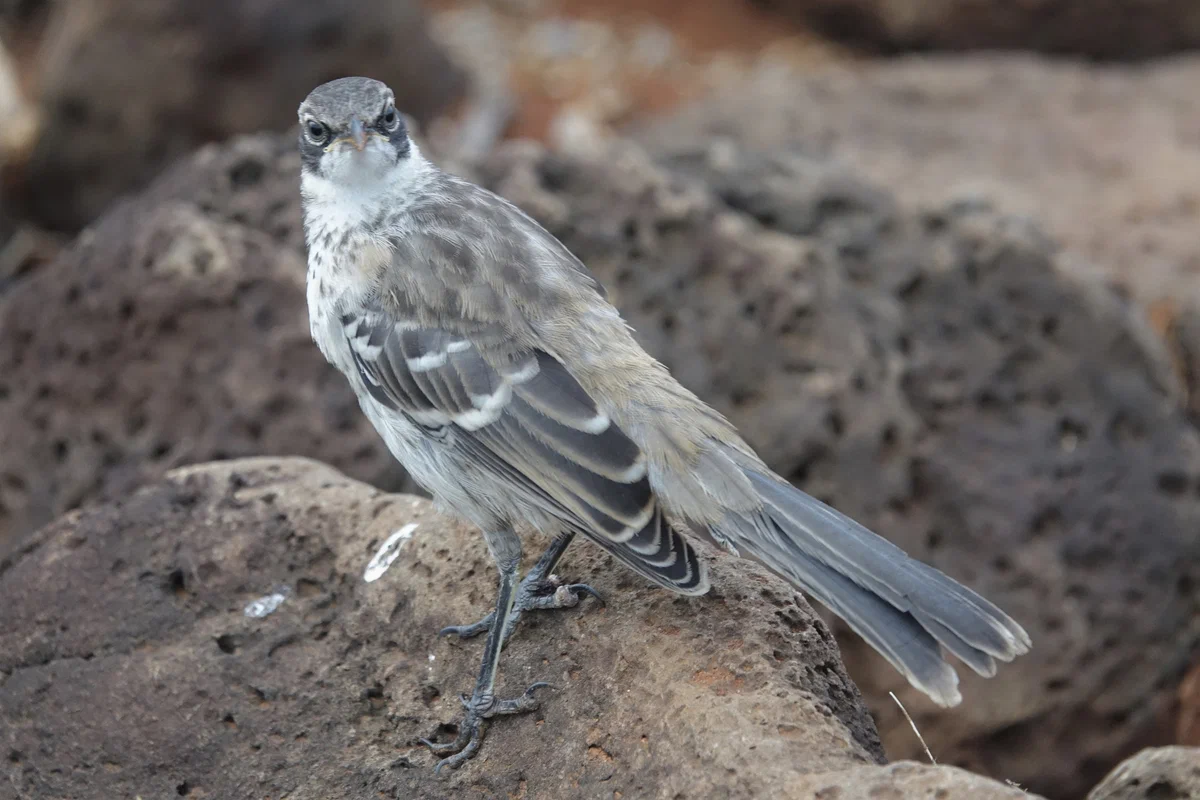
[719,468,1030,706]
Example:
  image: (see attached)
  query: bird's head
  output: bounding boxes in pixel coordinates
[297,77,410,186]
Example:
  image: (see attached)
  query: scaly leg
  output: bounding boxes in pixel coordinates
[439,531,602,647]
[420,526,553,772]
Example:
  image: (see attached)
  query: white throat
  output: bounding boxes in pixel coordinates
[302,142,438,353]
[301,142,434,246]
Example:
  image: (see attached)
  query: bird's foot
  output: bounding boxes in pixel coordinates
[438,573,603,642]
[420,682,552,773]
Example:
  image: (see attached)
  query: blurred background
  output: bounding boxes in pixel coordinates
[1,1,1199,798]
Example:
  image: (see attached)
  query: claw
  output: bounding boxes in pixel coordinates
[433,728,484,774]
[438,612,495,639]
[437,582,604,643]
[419,722,470,756]
[422,533,585,771]
[419,736,461,756]
[422,682,552,771]
[484,681,552,716]
[562,583,604,606]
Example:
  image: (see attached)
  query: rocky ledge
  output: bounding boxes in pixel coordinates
[0,457,1037,799]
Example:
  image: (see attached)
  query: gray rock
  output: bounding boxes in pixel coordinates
[756,0,1200,59]
[633,55,1200,320]
[0,456,1044,798]
[4,0,466,230]
[1088,747,1200,800]
[0,135,409,554]
[1165,307,1200,424]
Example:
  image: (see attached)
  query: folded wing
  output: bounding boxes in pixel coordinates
[342,310,708,595]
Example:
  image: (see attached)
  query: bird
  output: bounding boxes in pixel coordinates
[297,76,1031,772]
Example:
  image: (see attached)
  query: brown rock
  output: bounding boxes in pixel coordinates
[4,0,466,230]
[1180,662,1200,747]
[635,55,1200,320]
[799,762,1035,797]
[472,138,1200,798]
[638,52,1200,489]
[0,135,409,554]
[1165,308,1200,426]
[1087,747,1200,800]
[756,0,1200,59]
[0,456,1043,798]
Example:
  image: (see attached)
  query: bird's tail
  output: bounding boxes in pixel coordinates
[721,467,1030,707]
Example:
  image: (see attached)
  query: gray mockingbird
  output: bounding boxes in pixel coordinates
[297,77,1031,772]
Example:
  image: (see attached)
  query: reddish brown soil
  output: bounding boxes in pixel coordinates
[426,0,848,141]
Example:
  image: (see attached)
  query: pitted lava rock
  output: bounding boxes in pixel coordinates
[0,457,1034,799]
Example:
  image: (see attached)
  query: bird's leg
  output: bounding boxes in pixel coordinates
[439,531,602,645]
[421,527,551,772]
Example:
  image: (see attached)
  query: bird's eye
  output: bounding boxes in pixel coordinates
[305,120,329,144]
[381,106,399,132]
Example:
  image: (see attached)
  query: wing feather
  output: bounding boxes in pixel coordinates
[344,311,708,595]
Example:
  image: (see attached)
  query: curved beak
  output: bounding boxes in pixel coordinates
[349,116,367,151]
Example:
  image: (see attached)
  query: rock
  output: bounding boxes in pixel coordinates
[756,0,1200,59]
[1087,747,1200,800]
[471,138,1200,798]
[0,135,409,554]
[1165,308,1200,425]
[4,0,466,231]
[634,55,1200,321]
[1181,662,1200,746]
[0,0,49,26]
[802,763,1035,797]
[0,456,1043,798]
[0,36,35,166]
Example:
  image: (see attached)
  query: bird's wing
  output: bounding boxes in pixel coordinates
[341,309,709,595]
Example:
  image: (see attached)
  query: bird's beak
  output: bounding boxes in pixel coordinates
[349,116,367,152]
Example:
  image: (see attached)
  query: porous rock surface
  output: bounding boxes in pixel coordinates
[0,457,1040,799]
[635,55,1200,324]
[3,0,466,230]
[1087,747,1200,800]
[756,0,1200,59]
[0,136,409,554]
